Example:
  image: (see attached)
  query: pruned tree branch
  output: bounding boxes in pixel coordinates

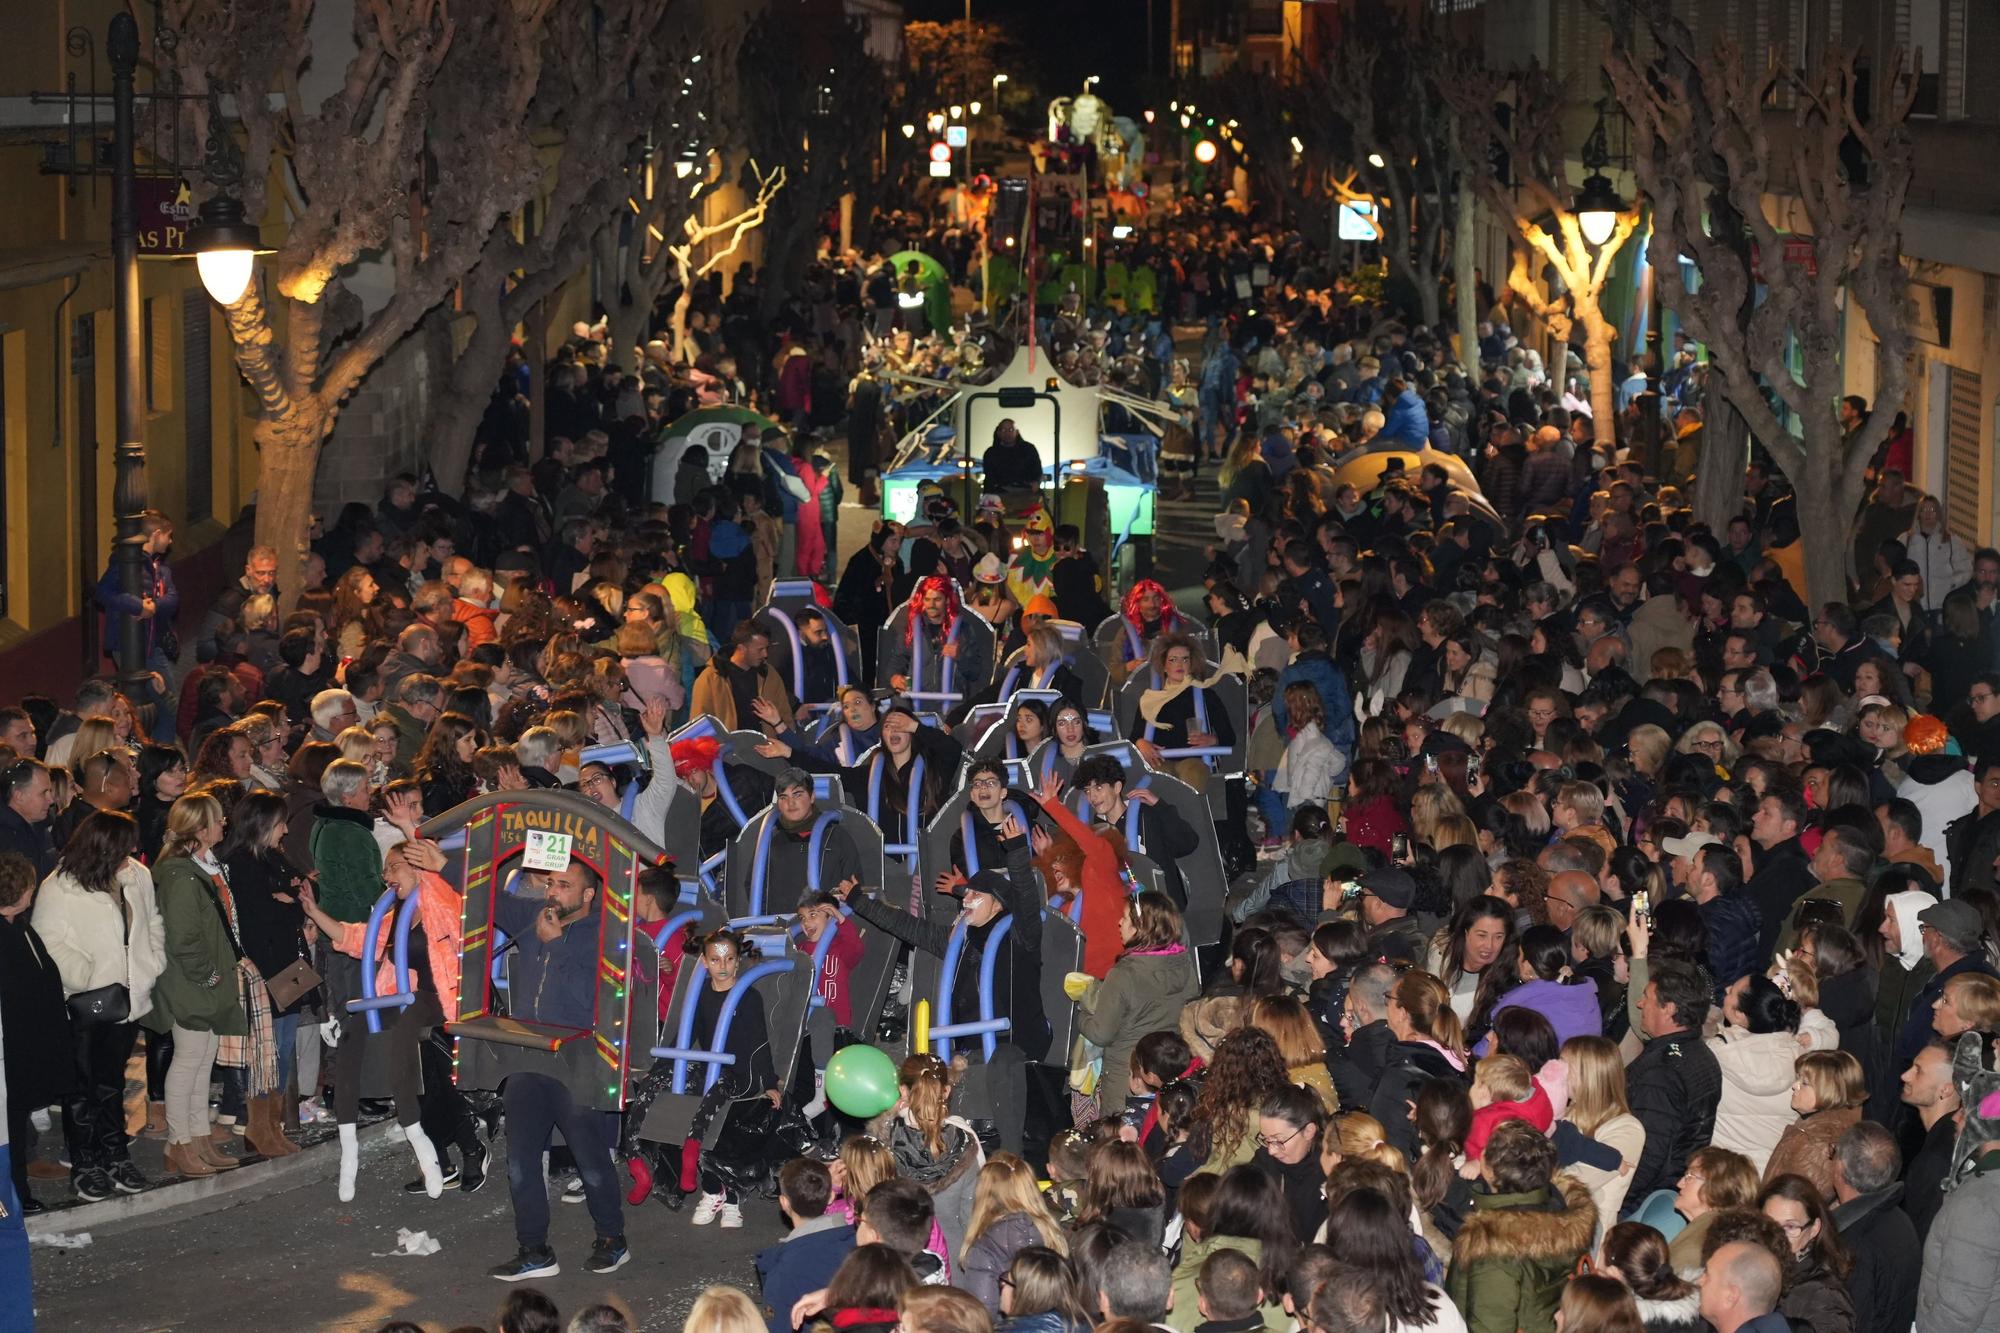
[1602,0,1917,607]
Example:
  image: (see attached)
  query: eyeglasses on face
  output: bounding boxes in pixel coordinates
[1257,1124,1305,1150]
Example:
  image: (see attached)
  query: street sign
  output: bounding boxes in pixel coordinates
[1338,199,1380,242]
[929,142,952,163]
[929,160,953,177]
[945,125,968,148]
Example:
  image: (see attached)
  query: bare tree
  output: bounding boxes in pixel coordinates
[1311,0,1469,334]
[425,0,714,492]
[160,0,562,599]
[740,9,886,326]
[1603,4,1916,608]
[665,163,786,357]
[1442,63,1640,430]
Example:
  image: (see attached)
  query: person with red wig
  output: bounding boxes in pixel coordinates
[879,576,992,705]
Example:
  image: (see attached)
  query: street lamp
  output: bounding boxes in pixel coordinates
[1193,139,1218,164]
[187,194,263,305]
[901,123,916,139]
[1367,152,1386,169]
[969,99,982,115]
[950,104,964,120]
[1574,98,1628,247]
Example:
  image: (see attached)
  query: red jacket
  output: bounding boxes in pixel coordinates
[812,917,865,1027]
[1465,1079,1554,1160]
[1038,794,1129,978]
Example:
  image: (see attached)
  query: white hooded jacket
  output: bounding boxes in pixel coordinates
[1707,1026,1805,1173]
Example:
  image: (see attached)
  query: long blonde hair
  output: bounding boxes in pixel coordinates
[964,1152,1067,1253]
[160,792,225,862]
[1410,784,1467,846]
[1561,1035,1631,1136]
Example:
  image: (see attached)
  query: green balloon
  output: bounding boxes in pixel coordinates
[824,1043,900,1118]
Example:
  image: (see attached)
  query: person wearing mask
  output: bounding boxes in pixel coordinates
[1829,1121,1921,1333]
[1623,957,1724,1215]
[32,810,167,1201]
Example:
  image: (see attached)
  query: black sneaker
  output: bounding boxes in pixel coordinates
[107,1161,146,1195]
[586,1234,629,1275]
[20,1197,45,1216]
[460,1142,489,1195]
[70,1167,112,1203]
[489,1246,559,1282]
[561,1173,586,1204]
[403,1162,461,1194]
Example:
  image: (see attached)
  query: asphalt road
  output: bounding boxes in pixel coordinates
[29,1132,784,1333]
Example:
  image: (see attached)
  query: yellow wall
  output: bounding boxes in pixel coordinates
[0,0,264,646]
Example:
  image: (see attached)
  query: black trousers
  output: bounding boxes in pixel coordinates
[61,1020,137,1171]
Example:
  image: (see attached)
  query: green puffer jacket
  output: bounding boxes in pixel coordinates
[147,855,246,1036]
[1443,1175,1596,1333]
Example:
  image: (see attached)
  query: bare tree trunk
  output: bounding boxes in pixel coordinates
[1693,397,1748,531]
[428,279,511,493]
[250,417,325,610]
[1455,183,1480,368]
[1415,257,1442,328]
[606,299,651,375]
[1580,307,1618,439]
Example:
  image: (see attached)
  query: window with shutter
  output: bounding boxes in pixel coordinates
[1945,366,1983,543]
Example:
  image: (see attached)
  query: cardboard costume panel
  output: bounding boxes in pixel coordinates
[918,905,1084,1068]
[1093,611,1215,686]
[966,689,1070,764]
[876,594,998,706]
[1113,669,1249,824]
[995,618,1109,710]
[758,579,865,710]
[1065,740,1228,949]
[721,795,903,1056]
[435,791,666,1113]
[637,920,813,1142]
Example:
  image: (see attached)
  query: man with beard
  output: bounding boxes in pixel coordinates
[882,577,992,703]
[691,620,797,733]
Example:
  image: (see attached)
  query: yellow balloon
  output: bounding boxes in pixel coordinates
[913,998,931,1057]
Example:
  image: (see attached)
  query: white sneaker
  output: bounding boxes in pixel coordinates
[720,1202,744,1229]
[691,1192,724,1225]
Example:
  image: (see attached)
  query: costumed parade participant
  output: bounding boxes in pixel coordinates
[1107,578,1185,686]
[1004,509,1061,610]
[880,576,992,706]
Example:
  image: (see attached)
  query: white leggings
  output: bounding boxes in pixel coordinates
[165,1025,221,1144]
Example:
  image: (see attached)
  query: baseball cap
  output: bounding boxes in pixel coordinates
[1359,867,1415,910]
[1919,899,1985,950]
[1660,832,1722,859]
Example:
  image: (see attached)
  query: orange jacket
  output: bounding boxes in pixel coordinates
[451,598,499,649]
[332,870,464,1015]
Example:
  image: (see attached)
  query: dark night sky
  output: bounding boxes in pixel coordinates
[899,0,1167,111]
